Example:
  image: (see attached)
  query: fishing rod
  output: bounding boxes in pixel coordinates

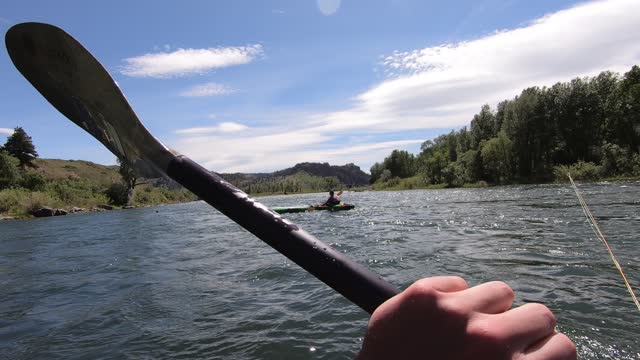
[567,173,640,312]
[5,22,400,314]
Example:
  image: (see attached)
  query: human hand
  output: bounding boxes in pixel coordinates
[358,276,576,360]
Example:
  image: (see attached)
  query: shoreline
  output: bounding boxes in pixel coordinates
[4,177,639,221]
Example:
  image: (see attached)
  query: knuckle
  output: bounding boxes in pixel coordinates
[450,275,469,288]
[556,333,578,359]
[405,279,440,301]
[467,318,511,356]
[528,303,557,330]
[468,318,503,341]
[492,281,515,300]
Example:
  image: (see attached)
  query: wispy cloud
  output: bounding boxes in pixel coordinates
[272,9,285,14]
[176,122,249,135]
[152,44,172,52]
[173,0,640,173]
[317,0,341,16]
[179,82,236,97]
[174,124,424,173]
[0,128,14,135]
[121,45,263,78]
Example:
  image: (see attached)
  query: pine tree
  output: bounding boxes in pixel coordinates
[1,127,38,168]
[0,151,21,189]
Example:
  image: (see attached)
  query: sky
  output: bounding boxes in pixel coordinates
[1,0,639,174]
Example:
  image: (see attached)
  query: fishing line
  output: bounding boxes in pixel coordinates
[567,173,640,312]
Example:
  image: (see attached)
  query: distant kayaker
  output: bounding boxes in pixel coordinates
[322,190,341,206]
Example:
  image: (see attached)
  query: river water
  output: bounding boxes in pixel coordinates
[1,183,639,359]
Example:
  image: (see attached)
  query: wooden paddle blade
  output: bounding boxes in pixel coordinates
[5,22,172,179]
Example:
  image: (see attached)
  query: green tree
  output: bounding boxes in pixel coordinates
[383,150,416,178]
[105,182,130,206]
[117,158,142,204]
[600,142,632,175]
[470,104,496,148]
[481,132,514,184]
[456,127,471,155]
[20,172,46,191]
[323,176,341,191]
[443,162,469,187]
[423,151,449,184]
[1,127,38,168]
[605,65,640,151]
[502,87,540,178]
[379,169,392,182]
[0,151,21,189]
[457,149,483,182]
[494,100,509,134]
[369,162,385,184]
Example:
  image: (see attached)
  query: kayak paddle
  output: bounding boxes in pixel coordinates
[5,22,400,314]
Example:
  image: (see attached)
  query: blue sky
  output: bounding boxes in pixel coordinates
[1,0,638,173]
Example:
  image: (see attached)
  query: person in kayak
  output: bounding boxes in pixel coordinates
[358,276,577,360]
[322,190,341,206]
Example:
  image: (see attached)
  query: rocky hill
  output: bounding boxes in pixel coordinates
[221,162,369,185]
[219,162,370,194]
[272,162,370,186]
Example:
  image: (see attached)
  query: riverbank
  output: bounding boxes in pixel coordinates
[359,174,640,193]
[0,185,197,220]
[5,174,639,220]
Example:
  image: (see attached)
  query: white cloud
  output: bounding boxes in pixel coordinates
[357,0,640,130]
[121,45,263,78]
[172,0,640,173]
[316,0,635,135]
[317,0,341,16]
[0,128,14,135]
[179,82,236,97]
[176,122,249,135]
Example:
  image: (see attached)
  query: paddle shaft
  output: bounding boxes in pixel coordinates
[167,156,400,314]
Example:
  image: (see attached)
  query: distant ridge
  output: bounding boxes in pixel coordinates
[219,162,370,194]
[271,162,370,186]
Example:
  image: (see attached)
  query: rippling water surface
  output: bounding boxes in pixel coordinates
[1,183,639,359]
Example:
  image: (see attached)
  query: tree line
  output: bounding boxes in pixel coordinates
[224,172,343,195]
[370,65,640,187]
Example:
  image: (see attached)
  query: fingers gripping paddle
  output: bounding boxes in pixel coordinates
[5,23,399,314]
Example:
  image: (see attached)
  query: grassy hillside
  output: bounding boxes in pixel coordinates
[29,158,120,185]
[0,158,195,219]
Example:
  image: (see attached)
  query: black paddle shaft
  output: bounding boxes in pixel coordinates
[167,156,400,314]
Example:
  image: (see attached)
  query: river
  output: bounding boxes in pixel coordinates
[1,183,639,359]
